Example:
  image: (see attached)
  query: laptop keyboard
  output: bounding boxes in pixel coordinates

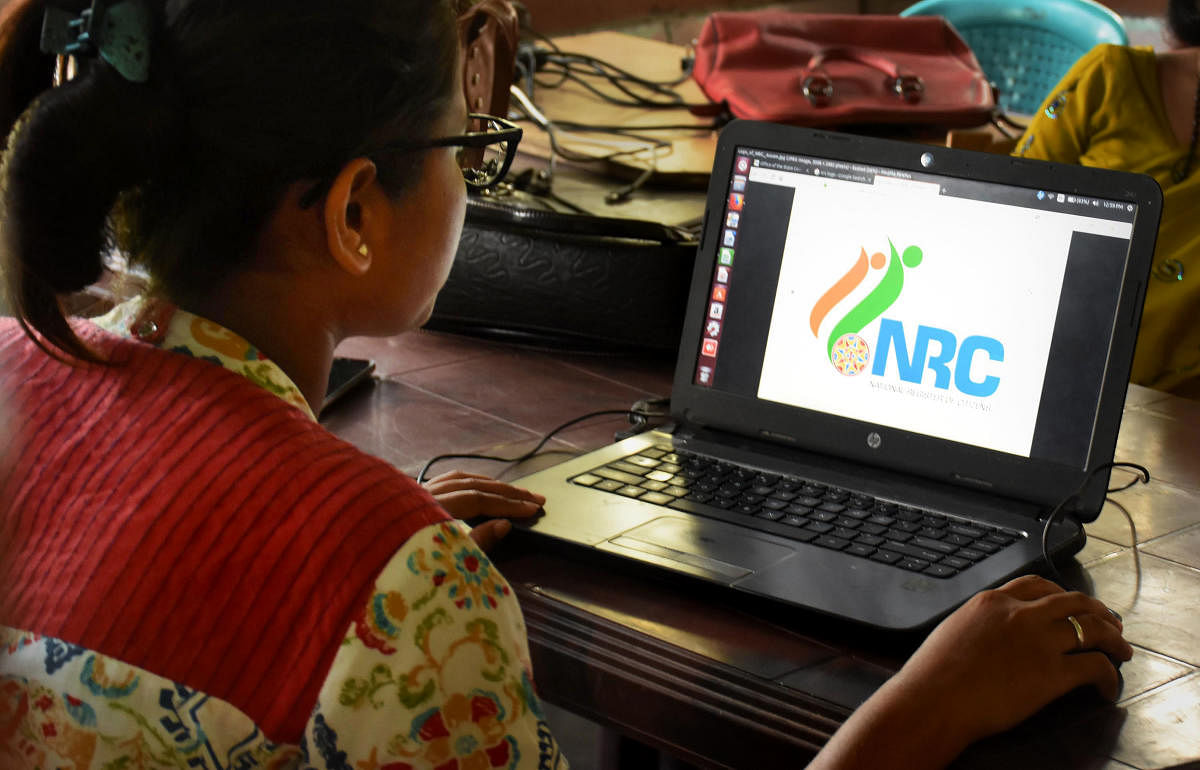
[569,444,1024,579]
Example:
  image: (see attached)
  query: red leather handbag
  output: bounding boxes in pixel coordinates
[691,12,996,128]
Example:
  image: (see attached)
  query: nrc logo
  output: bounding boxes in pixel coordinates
[810,240,1004,397]
[873,319,1004,398]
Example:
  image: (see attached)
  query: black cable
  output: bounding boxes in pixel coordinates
[989,115,1018,141]
[561,64,685,107]
[527,48,709,109]
[539,118,637,164]
[528,28,559,53]
[992,111,1028,135]
[540,186,596,216]
[1039,461,1150,581]
[506,108,672,204]
[516,46,541,97]
[416,402,670,484]
[606,165,656,204]
[546,119,723,133]
[531,51,702,108]
[513,110,675,166]
[522,35,568,91]
[509,40,716,205]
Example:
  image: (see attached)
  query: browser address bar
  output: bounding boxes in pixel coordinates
[873,174,940,195]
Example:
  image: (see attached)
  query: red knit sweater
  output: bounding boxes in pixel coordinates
[0,319,449,742]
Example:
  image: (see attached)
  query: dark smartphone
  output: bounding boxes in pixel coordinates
[322,356,376,413]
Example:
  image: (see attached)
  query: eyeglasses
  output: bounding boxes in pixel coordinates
[416,113,523,190]
[300,113,523,207]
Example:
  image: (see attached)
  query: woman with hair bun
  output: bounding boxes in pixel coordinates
[0,1,556,766]
[1014,0,1200,397]
[0,1,1130,768]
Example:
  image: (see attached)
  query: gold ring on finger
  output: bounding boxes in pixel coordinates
[1067,615,1085,650]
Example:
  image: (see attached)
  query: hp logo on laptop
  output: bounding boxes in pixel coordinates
[866,431,882,450]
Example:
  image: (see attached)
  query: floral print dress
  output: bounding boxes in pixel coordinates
[0,299,567,770]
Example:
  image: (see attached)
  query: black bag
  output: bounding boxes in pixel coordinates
[427,192,699,351]
[436,2,698,351]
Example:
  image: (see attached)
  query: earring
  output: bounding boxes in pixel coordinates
[358,243,369,257]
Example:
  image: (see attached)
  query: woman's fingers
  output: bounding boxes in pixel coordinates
[426,475,545,504]
[1068,612,1134,660]
[1035,591,1124,634]
[994,576,1122,637]
[996,585,1129,660]
[425,470,492,484]
[434,488,544,519]
[881,576,1134,747]
[995,574,1065,601]
[423,471,547,520]
[468,518,513,552]
[1062,650,1124,702]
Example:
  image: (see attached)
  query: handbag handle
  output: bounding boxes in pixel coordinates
[457,0,519,117]
[799,46,924,108]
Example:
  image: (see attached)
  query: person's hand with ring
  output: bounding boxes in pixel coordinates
[810,574,1132,769]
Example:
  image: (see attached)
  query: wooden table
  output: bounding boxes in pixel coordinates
[319,21,1200,770]
[325,329,1200,770]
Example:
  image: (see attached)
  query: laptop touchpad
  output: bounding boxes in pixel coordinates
[604,516,795,582]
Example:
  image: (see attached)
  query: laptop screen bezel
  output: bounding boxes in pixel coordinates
[671,121,1162,521]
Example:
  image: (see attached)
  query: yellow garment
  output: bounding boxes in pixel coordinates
[1014,44,1200,396]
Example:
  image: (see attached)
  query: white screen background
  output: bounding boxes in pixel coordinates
[754,169,1130,457]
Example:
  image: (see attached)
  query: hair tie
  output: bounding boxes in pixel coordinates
[40,0,152,84]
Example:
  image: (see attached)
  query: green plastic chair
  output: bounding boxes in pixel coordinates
[900,0,1129,115]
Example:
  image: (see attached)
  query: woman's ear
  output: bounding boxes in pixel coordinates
[323,158,379,276]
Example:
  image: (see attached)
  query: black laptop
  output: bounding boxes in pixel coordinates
[511,120,1161,631]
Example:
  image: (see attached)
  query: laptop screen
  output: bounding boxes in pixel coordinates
[691,143,1139,470]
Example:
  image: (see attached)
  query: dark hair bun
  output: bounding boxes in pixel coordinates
[4,63,178,295]
[1,0,458,361]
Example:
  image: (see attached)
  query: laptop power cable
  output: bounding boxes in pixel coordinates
[1039,460,1150,584]
[615,396,672,442]
[416,398,671,485]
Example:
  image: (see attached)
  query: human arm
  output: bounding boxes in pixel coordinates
[808,574,1132,770]
[303,519,565,769]
[423,469,545,550]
